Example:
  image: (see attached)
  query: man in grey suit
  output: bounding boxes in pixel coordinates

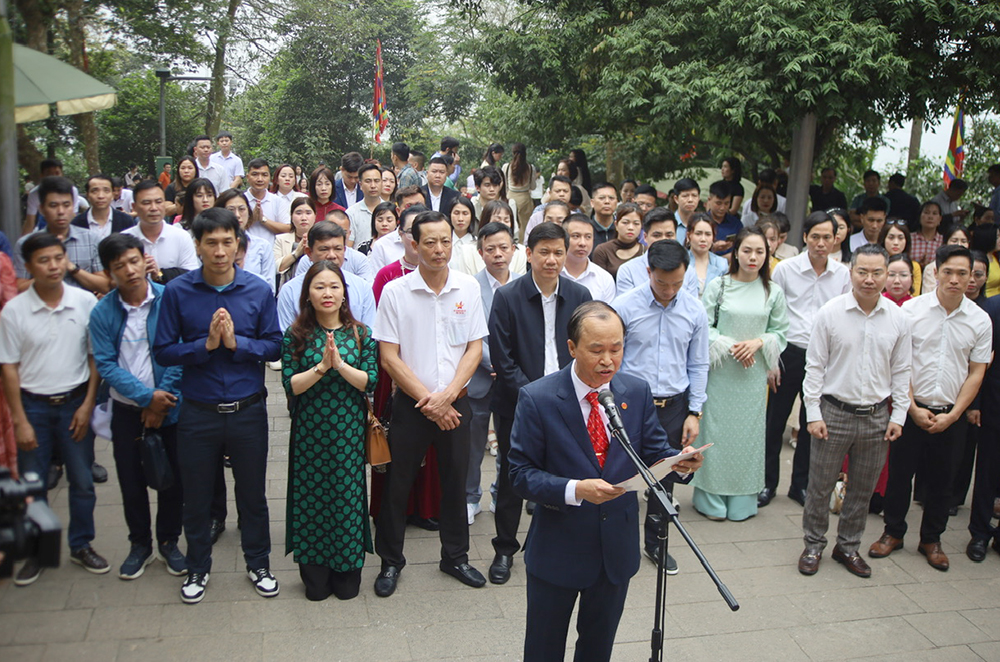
[467,222,520,525]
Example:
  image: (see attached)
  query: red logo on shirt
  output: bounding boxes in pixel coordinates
[454,301,466,315]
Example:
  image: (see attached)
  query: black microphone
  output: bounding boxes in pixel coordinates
[597,389,626,435]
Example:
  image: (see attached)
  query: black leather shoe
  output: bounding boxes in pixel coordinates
[787,488,806,507]
[757,488,775,508]
[439,561,486,588]
[47,464,63,490]
[489,554,513,584]
[374,565,401,597]
[209,519,226,545]
[967,538,988,562]
[948,506,959,517]
[993,538,1000,556]
[91,462,109,484]
[406,515,440,531]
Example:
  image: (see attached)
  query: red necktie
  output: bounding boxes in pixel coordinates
[585,392,609,468]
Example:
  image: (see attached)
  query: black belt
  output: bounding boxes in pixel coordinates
[21,383,88,406]
[914,400,954,415]
[186,392,263,414]
[111,399,145,413]
[822,394,889,417]
[652,393,686,408]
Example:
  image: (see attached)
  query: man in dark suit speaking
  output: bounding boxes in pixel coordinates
[509,301,704,662]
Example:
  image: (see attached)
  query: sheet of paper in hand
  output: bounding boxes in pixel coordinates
[614,443,713,492]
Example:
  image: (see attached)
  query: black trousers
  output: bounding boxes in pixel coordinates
[764,344,811,493]
[969,419,1000,542]
[643,394,688,551]
[950,415,975,507]
[883,412,959,544]
[177,399,271,574]
[492,412,521,557]
[375,392,472,567]
[524,569,629,662]
[109,401,183,549]
[298,563,362,601]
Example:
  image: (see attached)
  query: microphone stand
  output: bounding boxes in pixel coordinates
[601,404,739,662]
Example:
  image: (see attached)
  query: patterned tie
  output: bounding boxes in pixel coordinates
[585,391,610,468]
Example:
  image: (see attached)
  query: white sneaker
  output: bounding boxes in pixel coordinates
[467,502,482,525]
[248,567,279,598]
[489,500,496,514]
[266,360,282,371]
[181,572,209,604]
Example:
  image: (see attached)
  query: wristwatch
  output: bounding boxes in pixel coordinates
[69,264,81,276]
[688,410,702,420]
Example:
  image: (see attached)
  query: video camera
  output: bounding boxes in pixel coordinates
[0,468,62,578]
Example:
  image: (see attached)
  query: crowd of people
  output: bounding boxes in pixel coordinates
[3,132,1000,657]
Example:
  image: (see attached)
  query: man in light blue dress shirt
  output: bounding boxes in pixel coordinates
[616,208,699,298]
[612,239,709,574]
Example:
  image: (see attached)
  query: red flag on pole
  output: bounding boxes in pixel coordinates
[373,40,388,144]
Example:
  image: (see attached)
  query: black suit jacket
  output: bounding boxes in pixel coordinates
[421,185,460,215]
[488,274,592,418]
[71,209,136,234]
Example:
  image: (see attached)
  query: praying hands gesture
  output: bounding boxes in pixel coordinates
[318,331,343,373]
[206,308,237,351]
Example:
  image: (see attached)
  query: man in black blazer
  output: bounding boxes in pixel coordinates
[421,156,459,214]
[71,174,136,237]
[487,223,592,584]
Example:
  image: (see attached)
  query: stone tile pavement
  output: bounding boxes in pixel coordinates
[2,371,999,660]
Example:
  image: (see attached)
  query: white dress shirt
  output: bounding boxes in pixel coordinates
[295,247,375,283]
[771,251,851,349]
[243,189,290,246]
[849,231,876,253]
[111,188,133,215]
[85,209,116,240]
[562,260,616,303]
[448,232,476,271]
[373,268,488,393]
[195,159,228,196]
[210,150,245,186]
[532,277,560,376]
[903,293,992,406]
[369,232,405,273]
[563,361,613,506]
[110,287,156,407]
[0,285,96,394]
[803,292,912,426]
[123,222,200,271]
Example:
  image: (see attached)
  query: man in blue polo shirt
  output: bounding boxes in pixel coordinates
[154,207,282,604]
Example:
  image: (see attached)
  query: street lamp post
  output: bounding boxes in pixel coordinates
[155,68,212,158]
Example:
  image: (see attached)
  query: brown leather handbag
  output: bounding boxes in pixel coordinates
[352,325,391,467]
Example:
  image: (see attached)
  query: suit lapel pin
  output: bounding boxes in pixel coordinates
[621,402,627,410]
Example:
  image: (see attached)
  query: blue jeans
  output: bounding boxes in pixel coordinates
[17,394,96,551]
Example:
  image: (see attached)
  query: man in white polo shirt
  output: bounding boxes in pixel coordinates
[561,213,615,302]
[123,181,200,284]
[372,210,488,597]
[0,233,107,586]
[210,131,244,190]
[346,163,386,248]
[870,244,991,572]
[243,158,291,246]
[192,134,228,196]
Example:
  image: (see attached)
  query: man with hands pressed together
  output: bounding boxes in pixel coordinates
[798,245,911,578]
[508,301,703,662]
[154,207,282,604]
[123,181,200,285]
[0,233,106,585]
[869,244,991,571]
[89,233,187,580]
[372,210,488,597]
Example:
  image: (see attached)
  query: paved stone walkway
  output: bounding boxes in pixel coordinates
[2,372,999,660]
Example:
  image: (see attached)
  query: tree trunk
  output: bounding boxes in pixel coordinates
[205,0,241,136]
[13,0,58,178]
[604,139,623,186]
[63,0,100,173]
[907,116,923,176]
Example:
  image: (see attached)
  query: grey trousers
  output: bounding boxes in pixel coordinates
[803,398,889,555]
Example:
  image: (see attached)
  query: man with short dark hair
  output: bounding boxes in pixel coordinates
[192,134,227,195]
[72,174,136,240]
[158,162,173,190]
[523,176,573,237]
[110,176,134,216]
[154,208,283,604]
[884,173,921,226]
[612,239,708,575]
[472,165,514,223]
[90,233,187,580]
[590,183,618,247]
[809,167,848,212]
[672,178,701,244]
[294,209,375,283]
[408,151,427,187]
[633,184,658,218]
[210,130,244,189]
[849,197,888,253]
[372,210,488,597]
[392,142,420,189]
[1,233,105,585]
[467,222,520,524]
[243,158,292,244]
[435,136,462,186]
[798,244,911,578]
[561,214,615,302]
[123,181,200,285]
[849,169,890,226]
[15,176,110,295]
[487,223,593,584]
[334,152,365,209]
[22,158,88,234]
[277,221,375,331]
[870,244,991,572]
[932,178,970,224]
[346,163,385,247]
[705,181,742,255]
[369,188,424,273]
[423,157,460,213]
